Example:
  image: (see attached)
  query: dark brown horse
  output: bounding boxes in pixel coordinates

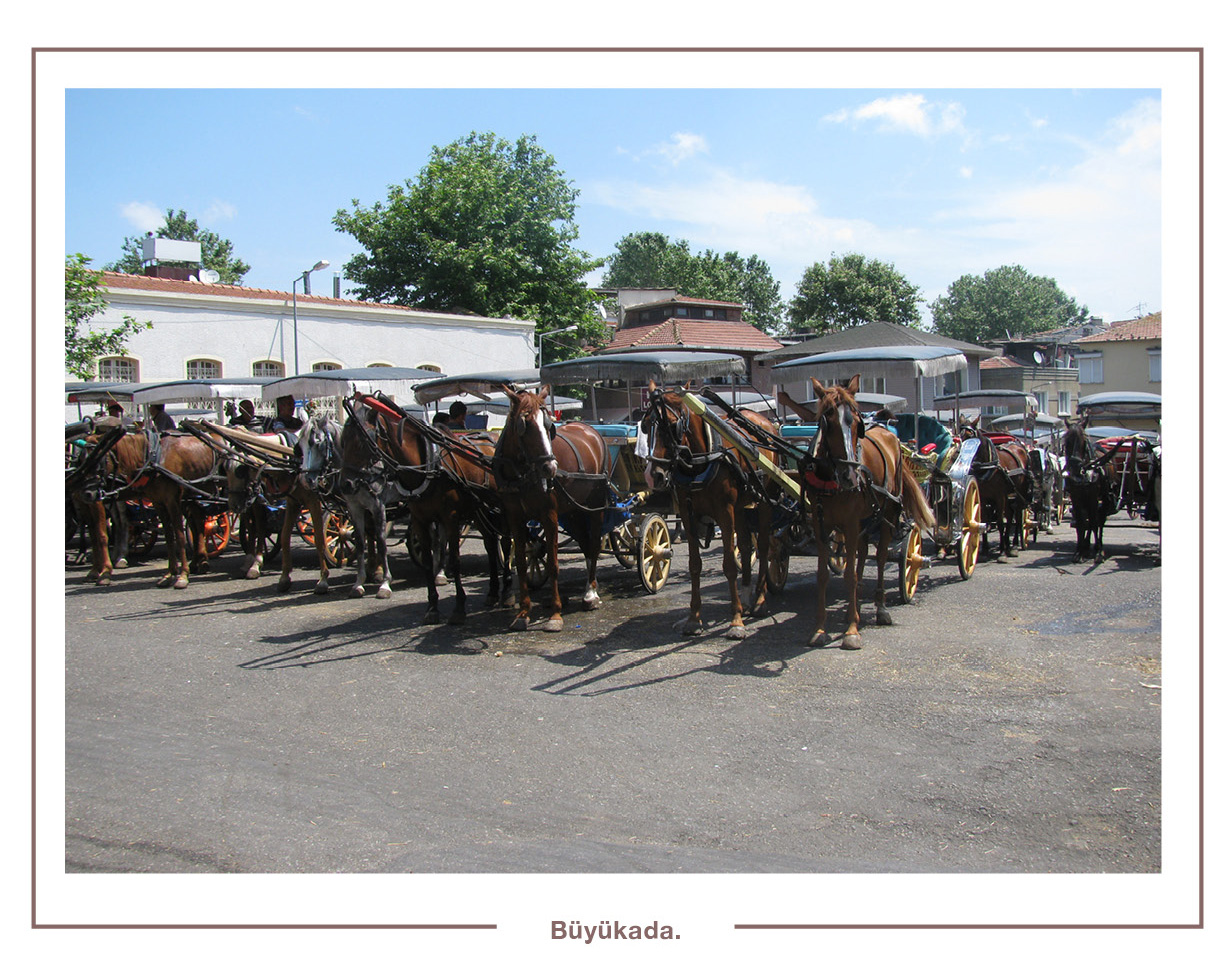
[797,376,935,649]
[495,386,610,632]
[66,419,131,584]
[641,381,780,639]
[92,427,220,588]
[1060,416,1116,562]
[352,392,511,624]
[960,421,1033,559]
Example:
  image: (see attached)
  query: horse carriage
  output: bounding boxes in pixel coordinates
[770,345,982,607]
[933,387,1046,555]
[1075,391,1161,522]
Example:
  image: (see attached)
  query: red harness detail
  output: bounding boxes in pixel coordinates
[805,471,839,494]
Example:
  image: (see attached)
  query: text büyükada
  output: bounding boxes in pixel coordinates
[551,920,677,942]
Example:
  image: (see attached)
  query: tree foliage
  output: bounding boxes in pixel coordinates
[105,209,250,284]
[930,265,1089,345]
[601,232,785,333]
[333,132,606,360]
[65,254,152,380]
[787,253,923,335]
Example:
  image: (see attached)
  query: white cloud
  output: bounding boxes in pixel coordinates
[203,200,238,223]
[120,201,164,233]
[825,93,967,139]
[649,132,710,165]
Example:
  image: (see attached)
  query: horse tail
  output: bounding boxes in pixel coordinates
[900,458,935,531]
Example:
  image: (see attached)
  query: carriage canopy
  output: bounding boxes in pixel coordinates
[132,378,281,405]
[1076,391,1162,420]
[539,350,747,386]
[262,367,442,403]
[769,345,967,385]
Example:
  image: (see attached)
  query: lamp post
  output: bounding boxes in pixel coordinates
[536,324,578,368]
[291,259,330,375]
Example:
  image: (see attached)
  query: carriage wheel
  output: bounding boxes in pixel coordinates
[609,520,638,569]
[957,481,982,580]
[899,523,923,604]
[203,511,234,558]
[525,525,548,590]
[127,500,159,558]
[298,510,354,567]
[1020,505,1038,549]
[636,513,673,593]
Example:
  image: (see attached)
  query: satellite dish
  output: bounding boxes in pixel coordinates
[200,269,221,284]
[1033,350,1045,365]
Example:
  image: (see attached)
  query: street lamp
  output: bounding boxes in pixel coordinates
[291,259,330,375]
[536,324,578,368]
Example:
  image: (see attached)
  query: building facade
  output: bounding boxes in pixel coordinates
[1071,312,1162,400]
[78,272,537,390]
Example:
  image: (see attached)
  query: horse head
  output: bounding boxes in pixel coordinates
[298,415,342,490]
[806,375,864,493]
[495,385,558,494]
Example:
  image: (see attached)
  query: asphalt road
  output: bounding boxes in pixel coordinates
[63,511,1162,877]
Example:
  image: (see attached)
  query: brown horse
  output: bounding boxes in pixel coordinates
[640,381,780,639]
[960,421,1033,559]
[94,428,220,588]
[494,386,609,632]
[797,376,935,649]
[352,392,511,624]
[66,419,131,584]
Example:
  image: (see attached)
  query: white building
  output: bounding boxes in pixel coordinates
[74,271,537,401]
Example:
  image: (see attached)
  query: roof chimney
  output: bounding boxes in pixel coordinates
[141,236,203,281]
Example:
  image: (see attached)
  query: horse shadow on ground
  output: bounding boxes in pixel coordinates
[530,599,832,698]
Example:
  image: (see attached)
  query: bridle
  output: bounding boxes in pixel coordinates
[494,390,558,495]
[804,392,863,495]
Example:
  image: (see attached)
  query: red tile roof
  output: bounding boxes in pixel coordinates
[100,271,415,311]
[1075,312,1161,343]
[980,355,1027,369]
[601,317,783,353]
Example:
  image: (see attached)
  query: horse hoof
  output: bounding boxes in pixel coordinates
[582,594,601,611]
[156,575,174,588]
[314,582,331,596]
[114,558,128,569]
[808,630,830,648]
[376,585,392,600]
[276,577,292,593]
[510,615,529,632]
[725,624,748,640]
[94,575,112,587]
[676,617,704,636]
[876,609,894,626]
[246,566,261,580]
[423,609,442,625]
[173,577,189,590]
[541,617,564,633]
[841,634,863,651]
[349,586,365,598]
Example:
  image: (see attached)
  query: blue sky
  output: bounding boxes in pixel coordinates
[64,85,1162,328]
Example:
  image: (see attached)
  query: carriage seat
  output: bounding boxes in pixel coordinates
[894,414,953,457]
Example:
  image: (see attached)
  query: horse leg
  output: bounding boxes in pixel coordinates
[157,497,190,589]
[809,501,830,647]
[109,500,130,569]
[371,505,392,599]
[83,498,114,584]
[840,517,865,650]
[873,520,894,627]
[276,500,299,591]
[509,520,533,631]
[677,503,706,636]
[541,513,564,633]
[413,516,443,624]
[481,525,503,607]
[581,514,602,612]
[446,512,468,625]
[346,501,368,598]
[242,506,265,580]
[717,502,747,640]
[746,503,772,618]
[500,533,515,609]
[186,503,210,574]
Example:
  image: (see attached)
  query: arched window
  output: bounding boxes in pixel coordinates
[367,362,393,368]
[414,362,443,373]
[311,361,341,371]
[97,356,138,383]
[252,360,285,378]
[186,358,222,381]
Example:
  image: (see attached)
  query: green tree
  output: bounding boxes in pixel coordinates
[65,254,152,380]
[601,231,785,332]
[333,132,606,360]
[105,209,250,284]
[787,253,923,335]
[930,265,1089,345]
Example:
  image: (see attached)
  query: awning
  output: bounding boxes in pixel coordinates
[413,369,542,405]
[262,367,441,402]
[132,378,280,405]
[540,350,746,385]
[770,345,967,384]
